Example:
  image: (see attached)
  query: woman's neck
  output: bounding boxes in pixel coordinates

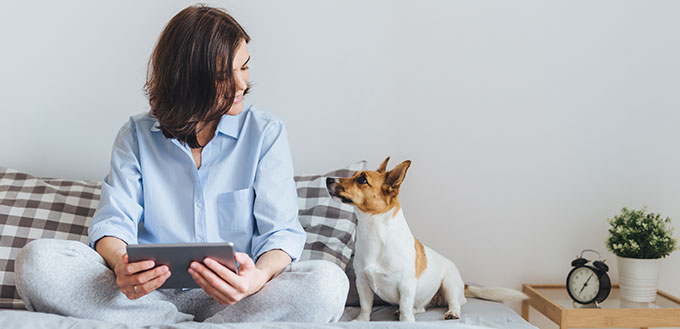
[194,120,219,149]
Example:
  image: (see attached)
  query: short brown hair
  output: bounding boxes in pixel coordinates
[144,4,250,148]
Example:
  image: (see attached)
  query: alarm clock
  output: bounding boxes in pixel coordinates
[566,249,611,305]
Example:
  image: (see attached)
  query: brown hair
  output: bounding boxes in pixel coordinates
[144,4,250,148]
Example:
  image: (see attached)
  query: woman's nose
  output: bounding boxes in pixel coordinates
[235,72,248,90]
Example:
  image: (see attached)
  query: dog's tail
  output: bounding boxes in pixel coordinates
[464,285,529,303]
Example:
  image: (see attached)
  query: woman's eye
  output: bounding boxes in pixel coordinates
[241,66,249,71]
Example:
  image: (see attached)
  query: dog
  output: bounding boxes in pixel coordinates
[326,157,527,322]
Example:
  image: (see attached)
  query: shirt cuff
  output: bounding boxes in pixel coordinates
[254,236,305,263]
[87,223,138,249]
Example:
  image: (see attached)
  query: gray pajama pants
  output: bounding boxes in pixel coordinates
[14,239,349,326]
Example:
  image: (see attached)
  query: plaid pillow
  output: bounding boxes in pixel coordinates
[0,161,366,310]
[0,167,101,310]
[294,161,366,270]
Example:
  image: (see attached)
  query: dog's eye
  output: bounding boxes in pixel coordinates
[356,174,368,185]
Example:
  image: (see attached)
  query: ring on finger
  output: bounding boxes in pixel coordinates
[133,285,139,294]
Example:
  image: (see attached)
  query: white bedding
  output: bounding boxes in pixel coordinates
[0,299,537,329]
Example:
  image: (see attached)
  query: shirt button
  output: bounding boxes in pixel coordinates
[196,200,203,208]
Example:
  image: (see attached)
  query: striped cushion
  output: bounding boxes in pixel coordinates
[0,168,100,309]
[0,162,366,309]
[294,161,366,270]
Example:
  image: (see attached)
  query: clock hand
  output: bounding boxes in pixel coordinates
[579,274,593,294]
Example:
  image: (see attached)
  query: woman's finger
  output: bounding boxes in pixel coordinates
[127,265,169,286]
[203,257,240,285]
[189,267,233,305]
[191,262,239,297]
[234,252,255,271]
[136,270,172,296]
[120,260,155,276]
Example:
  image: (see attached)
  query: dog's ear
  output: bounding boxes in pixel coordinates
[383,160,411,193]
[377,156,390,173]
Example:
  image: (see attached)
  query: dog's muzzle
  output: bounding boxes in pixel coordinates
[325,177,336,189]
[326,177,353,204]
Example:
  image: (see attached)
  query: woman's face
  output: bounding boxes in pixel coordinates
[225,39,250,116]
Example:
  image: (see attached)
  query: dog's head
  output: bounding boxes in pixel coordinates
[325,157,411,215]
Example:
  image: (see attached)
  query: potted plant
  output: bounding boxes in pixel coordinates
[606,207,677,302]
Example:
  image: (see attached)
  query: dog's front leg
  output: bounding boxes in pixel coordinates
[353,275,374,321]
[398,279,417,322]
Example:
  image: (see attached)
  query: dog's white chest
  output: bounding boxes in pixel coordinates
[354,209,416,304]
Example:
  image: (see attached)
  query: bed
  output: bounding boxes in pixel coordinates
[1,300,536,329]
[0,165,537,329]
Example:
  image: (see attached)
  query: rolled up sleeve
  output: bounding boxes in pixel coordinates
[250,121,306,262]
[88,120,143,249]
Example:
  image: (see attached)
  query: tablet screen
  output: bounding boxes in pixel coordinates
[126,242,237,289]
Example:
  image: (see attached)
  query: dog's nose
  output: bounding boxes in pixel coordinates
[326,177,335,187]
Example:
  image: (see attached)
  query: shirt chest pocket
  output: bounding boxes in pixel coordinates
[217,188,254,232]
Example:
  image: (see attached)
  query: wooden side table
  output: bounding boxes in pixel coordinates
[522,284,680,329]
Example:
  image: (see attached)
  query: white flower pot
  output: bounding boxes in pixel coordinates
[617,256,661,303]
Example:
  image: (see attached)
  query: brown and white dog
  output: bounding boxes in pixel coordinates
[326,157,527,322]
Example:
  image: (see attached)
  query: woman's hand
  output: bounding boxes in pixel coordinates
[188,252,269,306]
[114,253,171,300]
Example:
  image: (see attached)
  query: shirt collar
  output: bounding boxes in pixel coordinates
[150,111,243,139]
[215,113,241,139]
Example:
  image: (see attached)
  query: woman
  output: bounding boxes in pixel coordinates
[15,5,348,325]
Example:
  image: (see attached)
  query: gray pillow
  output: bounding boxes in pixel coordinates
[0,167,100,310]
[294,161,366,270]
[292,161,387,306]
[0,162,368,310]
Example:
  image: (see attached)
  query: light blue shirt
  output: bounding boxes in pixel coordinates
[87,105,306,262]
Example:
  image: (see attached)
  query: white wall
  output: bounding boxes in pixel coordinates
[1,0,679,325]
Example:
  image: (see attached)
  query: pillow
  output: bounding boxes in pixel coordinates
[0,161,366,310]
[294,161,366,271]
[0,167,101,310]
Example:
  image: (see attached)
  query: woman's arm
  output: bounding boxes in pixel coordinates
[254,249,291,281]
[95,236,128,269]
[249,120,306,263]
[88,120,144,249]
[90,120,170,299]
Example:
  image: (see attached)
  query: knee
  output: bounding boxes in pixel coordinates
[15,239,82,290]
[16,239,57,277]
[301,260,349,321]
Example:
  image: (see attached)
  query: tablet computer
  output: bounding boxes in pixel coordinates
[126,242,237,289]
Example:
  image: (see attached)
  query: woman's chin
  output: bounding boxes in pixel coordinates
[226,103,244,116]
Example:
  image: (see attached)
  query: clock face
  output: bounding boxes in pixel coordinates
[568,266,600,303]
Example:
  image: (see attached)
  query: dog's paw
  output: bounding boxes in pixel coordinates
[352,314,371,322]
[399,314,416,322]
[444,310,460,320]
